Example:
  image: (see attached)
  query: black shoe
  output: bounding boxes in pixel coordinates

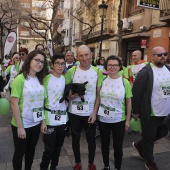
[50,168,57,170]
[132,142,145,160]
[145,162,159,170]
[102,166,110,170]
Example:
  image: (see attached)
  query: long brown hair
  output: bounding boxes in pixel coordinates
[20,50,48,84]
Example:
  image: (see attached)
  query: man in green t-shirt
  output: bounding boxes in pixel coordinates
[65,45,103,170]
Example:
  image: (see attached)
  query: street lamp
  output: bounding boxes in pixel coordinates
[61,29,66,53]
[98,1,108,57]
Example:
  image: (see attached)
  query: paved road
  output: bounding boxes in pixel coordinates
[0,110,170,170]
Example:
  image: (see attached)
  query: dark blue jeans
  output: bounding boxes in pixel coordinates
[138,116,168,163]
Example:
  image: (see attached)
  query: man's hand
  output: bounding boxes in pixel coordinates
[88,112,96,124]
[69,93,78,100]
[132,114,139,120]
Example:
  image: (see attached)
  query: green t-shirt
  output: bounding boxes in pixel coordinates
[11,73,45,128]
[98,77,132,123]
[65,65,103,116]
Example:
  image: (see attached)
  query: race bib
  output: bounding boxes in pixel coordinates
[50,110,67,124]
[32,107,45,122]
[71,101,89,114]
[162,86,170,98]
[98,104,115,119]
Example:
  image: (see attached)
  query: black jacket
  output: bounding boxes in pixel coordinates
[132,63,170,120]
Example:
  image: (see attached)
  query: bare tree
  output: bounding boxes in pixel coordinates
[19,0,62,53]
[70,0,98,44]
[0,0,20,58]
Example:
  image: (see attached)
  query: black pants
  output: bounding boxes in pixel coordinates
[40,125,66,170]
[0,76,5,92]
[138,116,168,163]
[69,113,96,164]
[12,124,40,170]
[98,121,125,170]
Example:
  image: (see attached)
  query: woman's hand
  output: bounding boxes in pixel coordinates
[125,120,130,131]
[41,120,47,134]
[17,127,26,139]
[88,112,96,124]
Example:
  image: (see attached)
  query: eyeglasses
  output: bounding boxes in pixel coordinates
[107,64,120,68]
[19,53,25,56]
[15,57,20,60]
[153,52,168,57]
[33,58,45,65]
[54,62,66,67]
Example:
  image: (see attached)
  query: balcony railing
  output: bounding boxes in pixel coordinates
[75,1,85,14]
[73,32,82,42]
[159,0,170,21]
[82,19,114,40]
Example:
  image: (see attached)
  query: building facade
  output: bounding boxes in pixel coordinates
[70,0,170,65]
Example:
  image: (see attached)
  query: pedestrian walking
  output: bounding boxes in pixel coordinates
[98,55,132,170]
[40,54,67,170]
[10,50,48,170]
[132,46,169,170]
[65,45,103,170]
[2,54,20,93]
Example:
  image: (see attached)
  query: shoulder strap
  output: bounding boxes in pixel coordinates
[165,64,170,71]
[122,77,125,88]
[71,66,77,83]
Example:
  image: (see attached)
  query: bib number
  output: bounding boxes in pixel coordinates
[98,104,115,119]
[162,86,170,98]
[32,108,45,122]
[50,111,67,124]
[71,101,89,114]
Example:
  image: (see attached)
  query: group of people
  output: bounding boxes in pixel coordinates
[0,44,169,170]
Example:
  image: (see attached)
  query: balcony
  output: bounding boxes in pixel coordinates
[73,32,82,45]
[75,2,85,14]
[57,8,64,20]
[81,19,114,41]
[159,0,170,22]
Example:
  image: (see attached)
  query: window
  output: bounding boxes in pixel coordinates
[21,22,29,27]
[21,3,30,8]
[128,0,144,16]
[32,1,46,8]
[22,40,28,44]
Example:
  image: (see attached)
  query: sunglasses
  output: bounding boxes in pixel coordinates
[15,57,20,60]
[19,53,25,56]
[153,52,168,57]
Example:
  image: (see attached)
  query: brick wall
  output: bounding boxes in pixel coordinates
[147,27,170,61]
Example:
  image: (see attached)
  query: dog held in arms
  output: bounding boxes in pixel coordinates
[59,81,88,103]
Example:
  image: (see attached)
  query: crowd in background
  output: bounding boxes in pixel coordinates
[0,45,170,170]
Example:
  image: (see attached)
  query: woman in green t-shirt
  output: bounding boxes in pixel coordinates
[10,50,48,170]
[98,56,132,170]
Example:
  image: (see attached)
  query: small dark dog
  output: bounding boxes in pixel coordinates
[59,81,88,103]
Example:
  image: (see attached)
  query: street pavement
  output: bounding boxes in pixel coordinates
[0,109,170,170]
